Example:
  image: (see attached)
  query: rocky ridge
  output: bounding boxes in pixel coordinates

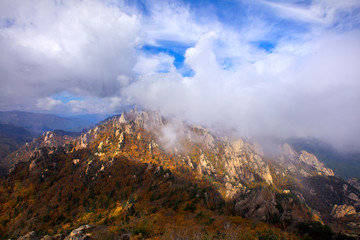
[1,109,360,239]
[71,110,359,226]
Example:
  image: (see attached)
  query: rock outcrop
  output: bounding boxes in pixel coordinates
[331,204,357,218]
[299,151,334,176]
[224,140,273,185]
[279,143,334,176]
[64,225,94,240]
[77,133,90,149]
[234,188,279,222]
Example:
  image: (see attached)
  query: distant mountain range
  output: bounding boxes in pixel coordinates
[0,111,97,134]
[0,111,106,175]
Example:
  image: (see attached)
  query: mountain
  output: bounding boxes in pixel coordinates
[1,110,359,240]
[0,130,78,175]
[0,111,91,175]
[0,123,35,159]
[0,111,94,134]
[288,138,360,180]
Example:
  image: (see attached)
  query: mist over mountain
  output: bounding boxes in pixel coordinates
[1,0,360,238]
[1,109,359,239]
[288,138,360,180]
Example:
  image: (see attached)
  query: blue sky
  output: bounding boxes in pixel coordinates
[1,0,360,150]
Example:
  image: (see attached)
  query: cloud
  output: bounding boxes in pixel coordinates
[0,0,140,110]
[140,1,217,46]
[262,1,329,25]
[1,0,360,151]
[36,97,62,111]
[124,28,360,151]
[35,95,127,114]
[261,0,360,29]
[133,52,175,74]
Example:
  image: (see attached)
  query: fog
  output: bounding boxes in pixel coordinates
[125,31,360,151]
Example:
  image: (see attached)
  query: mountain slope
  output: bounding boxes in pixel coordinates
[1,110,359,239]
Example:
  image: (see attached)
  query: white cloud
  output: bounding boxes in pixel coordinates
[1,0,360,151]
[0,0,140,109]
[117,74,131,87]
[124,29,360,151]
[262,1,329,24]
[184,32,221,79]
[36,97,62,111]
[140,1,217,46]
[261,0,360,29]
[133,53,175,74]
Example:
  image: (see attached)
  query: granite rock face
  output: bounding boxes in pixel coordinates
[234,188,279,222]
[279,143,334,176]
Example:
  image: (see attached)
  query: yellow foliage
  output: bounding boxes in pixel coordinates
[109,203,123,218]
[77,212,97,225]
